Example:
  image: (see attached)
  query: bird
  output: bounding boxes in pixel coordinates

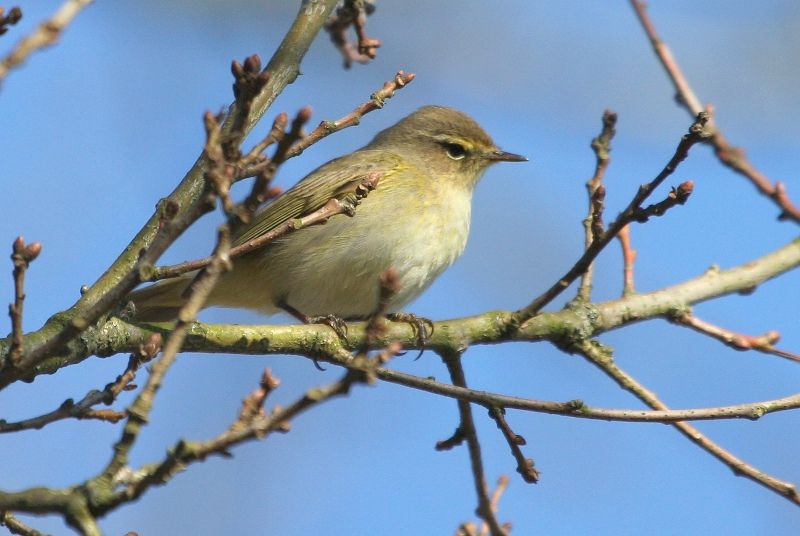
[128,105,527,325]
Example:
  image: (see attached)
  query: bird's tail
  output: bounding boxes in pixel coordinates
[127,277,192,322]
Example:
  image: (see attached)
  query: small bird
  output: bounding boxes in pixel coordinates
[130,106,526,323]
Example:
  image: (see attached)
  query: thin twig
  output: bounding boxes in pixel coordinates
[109,344,400,509]
[631,180,693,222]
[7,237,41,368]
[629,0,702,114]
[293,71,414,158]
[0,0,93,84]
[203,110,238,216]
[231,107,308,227]
[479,476,511,536]
[436,426,467,451]
[227,55,271,159]
[105,333,163,398]
[203,88,286,227]
[0,511,46,536]
[575,338,800,506]
[0,332,162,433]
[577,110,617,302]
[578,185,606,303]
[617,225,636,296]
[235,368,280,425]
[324,0,380,69]
[630,0,800,224]
[361,267,400,354]
[0,392,124,433]
[103,227,232,481]
[487,407,539,483]
[234,69,414,196]
[116,370,356,504]
[272,106,312,166]
[457,522,479,536]
[587,111,617,208]
[242,112,287,168]
[440,349,507,536]
[236,114,287,220]
[670,311,800,363]
[150,172,381,281]
[243,70,416,180]
[376,366,800,422]
[0,7,22,36]
[613,180,695,296]
[517,113,711,323]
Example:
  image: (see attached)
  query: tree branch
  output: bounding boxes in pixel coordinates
[103,227,232,482]
[0,0,341,389]
[13,236,798,384]
[6,237,41,368]
[487,407,538,483]
[0,0,93,85]
[150,171,381,281]
[377,361,800,422]
[0,333,160,433]
[577,110,616,302]
[239,70,415,181]
[670,311,800,363]
[629,0,800,223]
[439,349,507,536]
[324,0,380,68]
[617,224,636,296]
[105,366,365,510]
[574,339,800,505]
[516,112,712,323]
[1,511,46,536]
[0,6,22,37]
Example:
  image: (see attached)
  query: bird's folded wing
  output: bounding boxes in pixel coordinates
[233,150,405,247]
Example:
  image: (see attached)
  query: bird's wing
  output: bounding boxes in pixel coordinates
[233,149,406,247]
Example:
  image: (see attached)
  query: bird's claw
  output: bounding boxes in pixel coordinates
[277,300,349,364]
[386,312,433,359]
[308,314,349,343]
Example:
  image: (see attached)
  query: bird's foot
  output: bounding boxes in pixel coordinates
[305,313,349,342]
[386,312,434,359]
[279,300,350,370]
[304,314,349,370]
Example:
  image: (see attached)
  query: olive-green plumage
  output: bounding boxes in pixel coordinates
[130,106,526,321]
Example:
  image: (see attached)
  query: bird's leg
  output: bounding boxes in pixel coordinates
[386,312,434,359]
[279,299,349,342]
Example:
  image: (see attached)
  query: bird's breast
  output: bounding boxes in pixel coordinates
[237,180,474,319]
[373,182,473,311]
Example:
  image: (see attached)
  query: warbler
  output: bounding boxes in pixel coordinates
[130,105,526,322]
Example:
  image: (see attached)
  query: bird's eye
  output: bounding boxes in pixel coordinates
[443,142,467,160]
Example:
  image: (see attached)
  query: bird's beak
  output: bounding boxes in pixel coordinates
[485,149,528,162]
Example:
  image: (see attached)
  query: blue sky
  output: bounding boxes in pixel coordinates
[2,1,800,534]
